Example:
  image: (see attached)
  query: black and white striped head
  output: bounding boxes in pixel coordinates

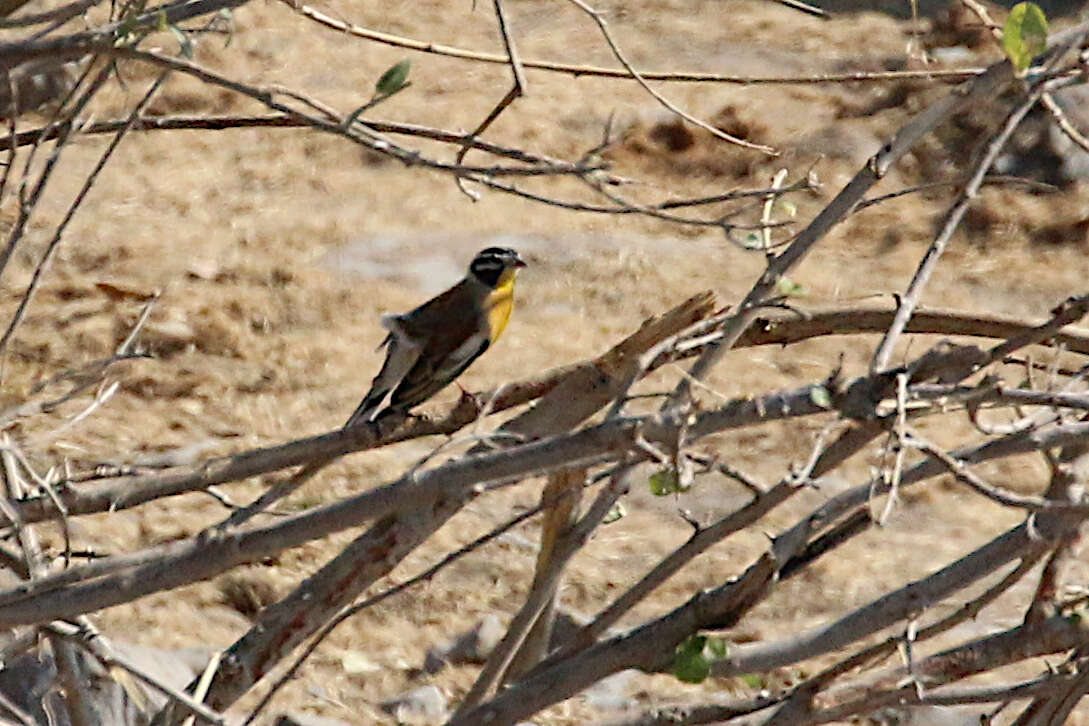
[468,246,526,288]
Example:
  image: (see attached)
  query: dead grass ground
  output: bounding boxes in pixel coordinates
[3,0,1089,723]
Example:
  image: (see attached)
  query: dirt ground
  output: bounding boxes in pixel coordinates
[3,0,1089,723]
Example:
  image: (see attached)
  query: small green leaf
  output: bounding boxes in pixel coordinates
[169,24,193,58]
[739,673,764,689]
[156,9,168,31]
[776,276,806,297]
[671,635,729,683]
[809,385,832,409]
[375,59,412,96]
[218,8,234,47]
[706,637,730,660]
[649,469,682,496]
[742,232,763,250]
[1003,2,1048,73]
[671,635,711,684]
[603,502,626,524]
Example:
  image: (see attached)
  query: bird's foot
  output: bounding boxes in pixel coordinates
[455,382,484,413]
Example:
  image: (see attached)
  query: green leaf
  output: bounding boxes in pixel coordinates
[741,232,763,250]
[169,24,193,58]
[671,635,730,684]
[809,385,832,409]
[776,276,806,297]
[706,637,730,660]
[1003,2,1048,73]
[648,469,677,496]
[739,673,764,689]
[375,59,412,96]
[649,469,681,496]
[156,9,168,31]
[218,8,234,48]
[671,635,711,683]
[603,502,626,524]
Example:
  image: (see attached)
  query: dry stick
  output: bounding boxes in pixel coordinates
[719,293,1089,617]
[1015,670,1089,726]
[0,59,107,284]
[615,554,1047,726]
[454,467,628,715]
[910,433,1089,513]
[499,467,585,682]
[0,0,253,69]
[709,440,1089,680]
[45,621,226,726]
[1022,435,1089,629]
[1041,91,1089,153]
[798,615,1089,726]
[869,74,1061,373]
[760,551,1047,726]
[1007,439,1089,726]
[0,0,98,27]
[7,299,1082,529]
[5,307,1085,602]
[240,486,581,726]
[543,419,873,669]
[0,67,168,356]
[0,443,97,726]
[452,487,1086,726]
[0,690,34,726]
[279,0,982,85]
[0,380,821,613]
[0,77,17,205]
[666,40,1022,411]
[105,49,596,178]
[0,113,823,220]
[555,301,1089,677]
[769,0,827,18]
[148,293,718,722]
[452,0,526,200]
[564,0,773,154]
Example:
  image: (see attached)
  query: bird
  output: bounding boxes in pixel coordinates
[346,246,527,426]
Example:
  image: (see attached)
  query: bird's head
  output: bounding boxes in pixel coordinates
[469,246,527,288]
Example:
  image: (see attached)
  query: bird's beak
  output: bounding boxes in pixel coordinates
[513,255,527,268]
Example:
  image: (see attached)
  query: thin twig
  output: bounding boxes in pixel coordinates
[0,68,169,356]
[280,0,982,85]
[869,76,1057,372]
[564,0,775,154]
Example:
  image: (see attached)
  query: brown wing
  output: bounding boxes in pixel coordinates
[345,324,422,426]
[386,280,490,411]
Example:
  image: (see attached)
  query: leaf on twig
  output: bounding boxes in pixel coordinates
[649,468,689,496]
[376,59,412,96]
[169,24,194,59]
[809,385,832,409]
[603,501,626,524]
[671,634,730,683]
[1003,2,1048,73]
[776,276,807,297]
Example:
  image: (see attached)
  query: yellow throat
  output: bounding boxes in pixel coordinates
[484,271,518,343]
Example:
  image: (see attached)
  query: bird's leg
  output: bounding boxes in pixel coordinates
[455,382,484,412]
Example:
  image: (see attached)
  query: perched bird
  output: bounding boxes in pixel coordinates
[346,246,527,426]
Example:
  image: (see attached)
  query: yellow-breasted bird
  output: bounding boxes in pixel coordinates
[346,246,527,426]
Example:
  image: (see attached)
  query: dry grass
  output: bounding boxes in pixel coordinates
[2,0,1089,723]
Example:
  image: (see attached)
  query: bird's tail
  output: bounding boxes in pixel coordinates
[345,389,388,427]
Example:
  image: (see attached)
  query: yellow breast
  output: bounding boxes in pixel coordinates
[484,276,516,343]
